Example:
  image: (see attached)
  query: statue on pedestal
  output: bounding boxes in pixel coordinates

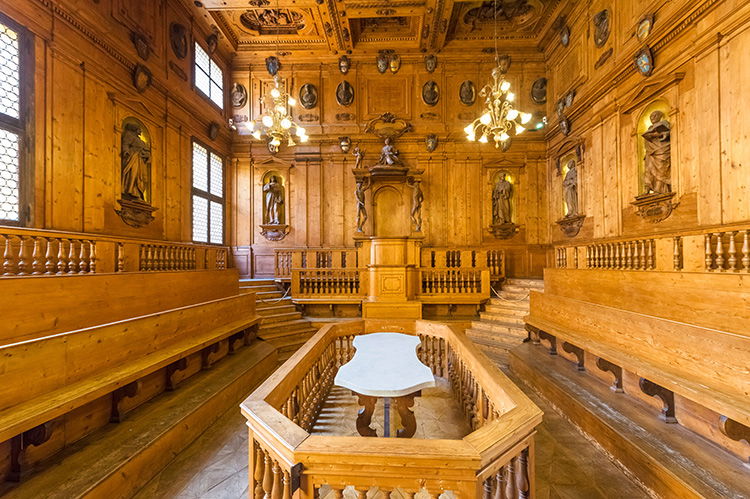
[642,110,671,194]
[377,137,402,166]
[263,176,284,225]
[355,178,370,233]
[353,146,364,169]
[492,174,512,224]
[563,160,578,217]
[408,179,424,232]
[121,122,150,201]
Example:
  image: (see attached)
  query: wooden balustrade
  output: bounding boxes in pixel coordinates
[419,248,505,279]
[420,269,488,295]
[292,269,362,297]
[0,226,229,276]
[242,320,542,499]
[554,225,750,273]
[274,248,359,279]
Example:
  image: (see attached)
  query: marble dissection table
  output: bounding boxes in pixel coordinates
[334,332,436,438]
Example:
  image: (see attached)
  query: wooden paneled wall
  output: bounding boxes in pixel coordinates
[543,0,750,243]
[1,0,231,242]
[230,57,551,278]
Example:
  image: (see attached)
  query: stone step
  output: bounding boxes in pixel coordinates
[259,319,317,337]
[484,304,528,317]
[0,342,277,499]
[478,312,525,326]
[261,311,303,324]
[487,298,529,310]
[504,278,544,289]
[239,284,279,293]
[470,320,527,337]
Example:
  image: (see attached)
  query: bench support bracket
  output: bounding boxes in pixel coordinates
[639,378,677,423]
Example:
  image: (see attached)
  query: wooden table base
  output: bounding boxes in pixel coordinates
[355,391,419,438]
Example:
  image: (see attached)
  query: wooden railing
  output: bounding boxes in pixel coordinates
[554,225,750,273]
[291,269,362,298]
[419,268,489,296]
[1,226,228,276]
[420,248,505,280]
[242,320,542,499]
[274,248,359,278]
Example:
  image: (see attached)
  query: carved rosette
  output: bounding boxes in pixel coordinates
[631,192,678,223]
[555,214,585,237]
[490,222,518,239]
[260,223,290,241]
[116,198,158,228]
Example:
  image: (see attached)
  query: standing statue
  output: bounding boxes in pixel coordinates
[263,175,284,225]
[121,122,151,201]
[642,110,672,194]
[378,137,401,166]
[355,178,369,233]
[563,160,579,217]
[408,179,424,232]
[353,146,364,169]
[492,173,513,224]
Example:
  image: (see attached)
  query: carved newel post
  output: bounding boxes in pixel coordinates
[116,118,158,227]
[556,159,585,237]
[490,173,517,239]
[632,110,678,222]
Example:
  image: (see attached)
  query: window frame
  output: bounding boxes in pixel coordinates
[0,12,33,227]
[190,138,225,245]
[192,40,224,111]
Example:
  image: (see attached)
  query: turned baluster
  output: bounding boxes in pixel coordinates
[516,448,530,499]
[704,234,713,271]
[504,458,516,498]
[716,233,725,271]
[493,471,504,499]
[270,461,282,499]
[56,239,68,274]
[16,236,28,275]
[44,238,56,274]
[624,242,631,269]
[67,239,79,273]
[144,245,152,271]
[281,470,290,499]
[78,241,89,274]
[29,236,43,275]
[742,231,750,271]
[116,242,125,272]
[639,240,646,270]
[646,240,654,270]
[673,236,682,271]
[2,234,15,275]
[728,231,738,271]
[88,241,97,273]
[138,245,145,271]
[253,446,265,499]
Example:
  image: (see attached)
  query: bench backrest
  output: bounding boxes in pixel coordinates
[2,269,240,345]
[0,293,257,413]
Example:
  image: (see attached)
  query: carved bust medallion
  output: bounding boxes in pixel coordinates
[299,83,317,109]
[231,83,248,108]
[336,81,354,106]
[338,55,350,74]
[169,23,188,59]
[424,54,437,73]
[593,10,610,48]
[422,81,439,106]
[531,77,547,104]
[376,53,389,73]
[459,81,475,106]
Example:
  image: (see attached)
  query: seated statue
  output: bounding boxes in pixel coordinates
[377,137,402,166]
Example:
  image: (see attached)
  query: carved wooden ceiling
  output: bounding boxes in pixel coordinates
[201,0,559,57]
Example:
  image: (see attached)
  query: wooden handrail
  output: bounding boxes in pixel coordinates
[240,320,542,498]
[1,226,229,276]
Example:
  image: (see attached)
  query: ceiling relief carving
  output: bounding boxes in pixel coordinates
[207,0,557,55]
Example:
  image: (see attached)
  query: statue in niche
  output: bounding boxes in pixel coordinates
[353,146,364,169]
[121,122,151,201]
[563,159,579,217]
[492,173,512,224]
[377,137,402,166]
[408,179,424,232]
[263,175,284,225]
[642,110,672,194]
[355,177,370,233]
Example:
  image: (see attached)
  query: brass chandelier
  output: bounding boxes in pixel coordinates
[464,0,531,149]
[248,74,308,153]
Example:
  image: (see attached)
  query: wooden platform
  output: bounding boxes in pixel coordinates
[1,341,277,498]
[510,342,750,499]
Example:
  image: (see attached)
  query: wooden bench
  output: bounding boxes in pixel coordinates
[2,269,241,345]
[0,293,261,481]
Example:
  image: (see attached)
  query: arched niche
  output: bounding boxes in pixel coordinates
[261,170,286,225]
[636,100,672,195]
[373,185,407,237]
[491,170,516,224]
[120,116,152,204]
[560,155,577,217]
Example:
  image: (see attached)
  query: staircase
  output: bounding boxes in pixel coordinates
[240,278,318,360]
[466,278,544,363]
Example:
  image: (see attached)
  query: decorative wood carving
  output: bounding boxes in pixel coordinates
[556,214,585,237]
[364,113,413,140]
[425,134,438,152]
[530,77,546,104]
[130,31,151,60]
[110,380,141,423]
[593,10,610,48]
[228,331,246,354]
[132,64,152,93]
[299,83,317,109]
[394,392,418,438]
[595,357,623,392]
[459,80,475,106]
[634,46,655,77]
[639,378,677,423]
[116,198,158,228]
[336,81,354,106]
[424,54,437,73]
[260,224,290,241]
[632,192,678,223]
[355,393,377,437]
[719,416,750,449]
[594,48,613,69]
[537,330,557,355]
[9,423,52,482]
[232,82,248,108]
[422,80,439,106]
[201,342,221,369]
[169,23,188,59]
[166,357,189,391]
[562,342,585,371]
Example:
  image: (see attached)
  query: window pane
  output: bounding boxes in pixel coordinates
[210,200,223,244]
[192,141,208,192]
[0,22,20,119]
[210,83,223,108]
[195,67,210,97]
[0,128,19,221]
[192,195,208,243]
[210,60,222,88]
[194,42,210,96]
[209,152,223,197]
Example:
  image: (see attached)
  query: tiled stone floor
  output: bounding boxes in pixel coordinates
[311,378,472,439]
[135,365,648,499]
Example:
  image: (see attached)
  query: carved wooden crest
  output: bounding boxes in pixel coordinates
[132,64,152,93]
[364,113,413,140]
[631,192,678,223]
[169,23,188,59]
[593,10,610,48]
[555,214,585,237]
